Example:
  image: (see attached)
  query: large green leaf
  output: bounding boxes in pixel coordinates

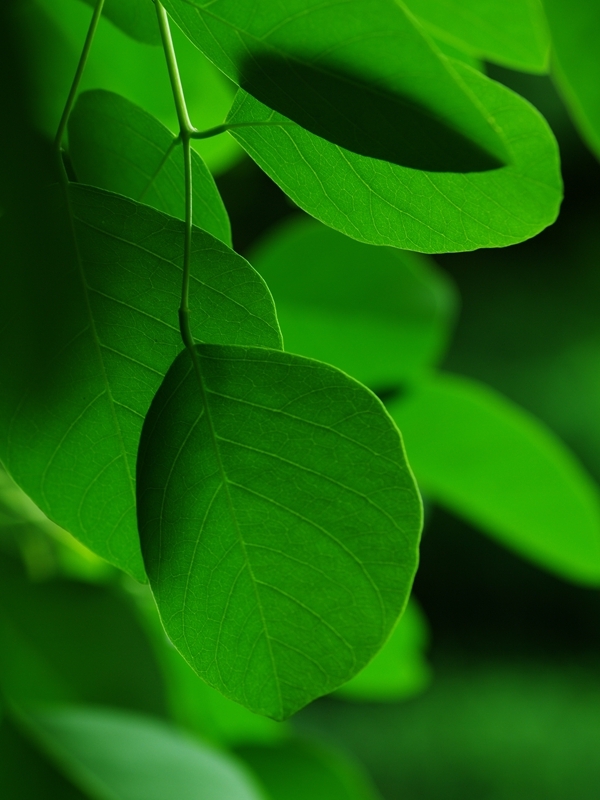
[544,0,600,161]
[69,90,231,245]
[0,184,280,580]
[249,217,456,388]
[403,0,550,73]
[21,706,266,800]
[0,553,166,714]
[163,0,509,172]
[227,60,562,254]
[236,739,382,800]
[80,0,160,45]
[387,374,600,584]
[137,345,422,719]
[335,597,430,702]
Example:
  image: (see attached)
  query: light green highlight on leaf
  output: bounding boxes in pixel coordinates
[79,0,160,46]
[544,0,600,161]
[402,0,550,73]
[236,739,383,800]
[227,61,562,254]
[335,597,431,702]
[137,344,422,719]
[249,217,457,388]
[21,706,266,800]
[69,90,231,245]
[163,0,510,172]
[388,373,600,585]
[0,184,280,580]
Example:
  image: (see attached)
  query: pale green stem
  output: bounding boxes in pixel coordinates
[54,0,105,179]
[190,120,292,140]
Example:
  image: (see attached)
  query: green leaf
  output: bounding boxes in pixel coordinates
[335,597,431,702]
[163,0,509,172]
[0,552,167,715]
[236,739,382,800]
[402,0,550,73]
[387,373,600,585]
[0,184,280,580]
[137,344,422,720]
[249,217,457,388]
[21,706,266,800]
[79,0,161,46]
[68,89,231,245]
[227,60,562,254]
[544,0,600,161]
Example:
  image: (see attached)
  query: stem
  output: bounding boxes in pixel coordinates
[155,1,195,352]
[190,120,293,140]
[54,0,105,177]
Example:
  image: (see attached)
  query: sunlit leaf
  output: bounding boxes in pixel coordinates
[0,552,166,714]
[236,739,382,800]
[21,706,266,800]
[403,0,550,73]
[137,345,422,719]
[544,0,600,161]
[249,217,457,388]
[388,373,600,584]
[335,597,431,702]
[163,0,509,172]
[79,0,160,46]
[227,60,562,253]
[0,184,280,580]
[69,89,231,245]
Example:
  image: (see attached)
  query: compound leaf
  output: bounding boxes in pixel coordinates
[21,706,266,800]
[544,0,600,161]
[227,60,562,254]
[388,374,600,585]
[403,0,550,73]
[249,217,457,388]
[163,0,509,172]
[79,0,161,46]
[69,90,231,245]
[137,344,422,719]
[0,184,280,580]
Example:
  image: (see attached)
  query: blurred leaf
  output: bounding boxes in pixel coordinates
[335,598,431,702]
[0,184,280,579]
[228,61,562,253]
[403,0,550,73]
[544,0,600,161]
[388,373,600,585]
[0,712,87,800]
[29,0,242,174]
[0,552,167,714]
[69,90,231,245]
[79,0,160,45]
[22,706,266,800]
[163,0,509,172]
[137,345,422,720]
[236,739,382,800]
[249,217,457,388]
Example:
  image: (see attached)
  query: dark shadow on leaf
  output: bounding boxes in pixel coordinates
[240,53,507,173]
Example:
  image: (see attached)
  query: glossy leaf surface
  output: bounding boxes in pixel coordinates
[80,0,160,45]
[335,597,431,702]
[163,0,509,172]
[388,374,600,585]
[228,61,562,253]
[0,184,280,580]
[250,217,456,388]
[236,739,382,800]
[23,706,266,800]
[403,0,550,73]
[137,344,422,719]
[69,90,231,245]
[544,0,600,161]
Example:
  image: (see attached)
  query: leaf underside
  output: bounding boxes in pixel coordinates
[137,344,422,719]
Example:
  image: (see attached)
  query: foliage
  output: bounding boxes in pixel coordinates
[1,0,599,796]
